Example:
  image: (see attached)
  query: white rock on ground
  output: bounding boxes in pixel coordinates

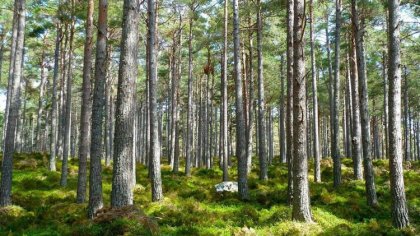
[214,181,238,193]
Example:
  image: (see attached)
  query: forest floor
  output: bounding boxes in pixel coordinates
[0,153,419,236]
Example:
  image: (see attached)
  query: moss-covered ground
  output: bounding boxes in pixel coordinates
[0,153,419,235]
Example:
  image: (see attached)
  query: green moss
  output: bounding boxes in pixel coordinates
[1,153,419,235]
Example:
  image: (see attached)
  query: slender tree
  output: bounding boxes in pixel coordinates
[233,0,249,200]
[292,0,312,221]
[49,22,61,172]
[148,0,163,202]
[0,0,26,206]
[88,0,107,218]
[387,0,410,227]
[349,36,363,180]
[76,0,94,204]
[286,0,294,204]
[221,0,229,181]
[279,55,286,163]
[60,4,76,187]
[332,0,342,188]
[257,0,268,180]
[309,0,320,182]
[351,0,378,206]
[186,3,196,177]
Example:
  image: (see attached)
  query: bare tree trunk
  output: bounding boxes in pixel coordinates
[309,0,320,182]
[246,9,255,173]
[49,23,61,172]
[186,4,195,177]
[349,37,363,180]
[279,56,286,164]
[382,51,389,158]
[148,0,163,202]
[292,0,311,221]
[60,9,75,187]
[351,0,378,206]
[2,0,19,150]
[0,0,26,206]
[286,0,294,204]
[403,68,410,162]
[220,0,229,181]
[172,24,182,173]
[88,0,107,218]
[257,0,267,180]
[111,0,140,207]
[332,0,342,188]
[233,0,249,200]
[76,0,94,204]
[387,0,410,227]
[36,46,48,152]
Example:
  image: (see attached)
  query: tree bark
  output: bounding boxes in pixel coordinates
[0,0,26,206]
[111,0,140,207]
[292,0,311,221]
[351,0,378,206]
[309,0,320,182]
[186,4,195,177]
[286,0,294,204]
[387,0,410,227]
[349,36,363,180]
[36,44,48,152]
[246,9,255,173]
[233,0,249,200]
[257,0,268,180]
[60,8,75,187]
[49,23,61,172]
[148,0,163,202]
[332,0,342,188]
[88,0,107,218]
[76,0,94,204]
[279,55,286,164]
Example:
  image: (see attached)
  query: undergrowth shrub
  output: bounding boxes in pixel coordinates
[94,205,158,236]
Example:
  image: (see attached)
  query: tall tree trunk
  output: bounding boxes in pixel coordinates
[324,11,333,160]
[2,0,19,149]
[332,0,342,188]
[60,9,75,187]
[148,0,163,202]
[172,24,182,173]
[279,55,286,164]
[233,0,249,200]
[246,9,255,173]
[257,0,268,180]
[382,51,389,158]
[36,46,48,152]
[49,23,61,172]
[349,36,363,180]
[0,32,4,86]
[0,0,26,206]
[292,0,311,221]
[286,0,294,204]
[111,0,140,207]
[221,0,229,181]
[76,0,94,204]
[351,0,378,206]
[403,68,410,162]
[387,0,410,227]
[186,5,195,177]
[309,0,320,182]
[88,0,107,218]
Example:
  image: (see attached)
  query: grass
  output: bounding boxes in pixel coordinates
[0,152,419,235]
